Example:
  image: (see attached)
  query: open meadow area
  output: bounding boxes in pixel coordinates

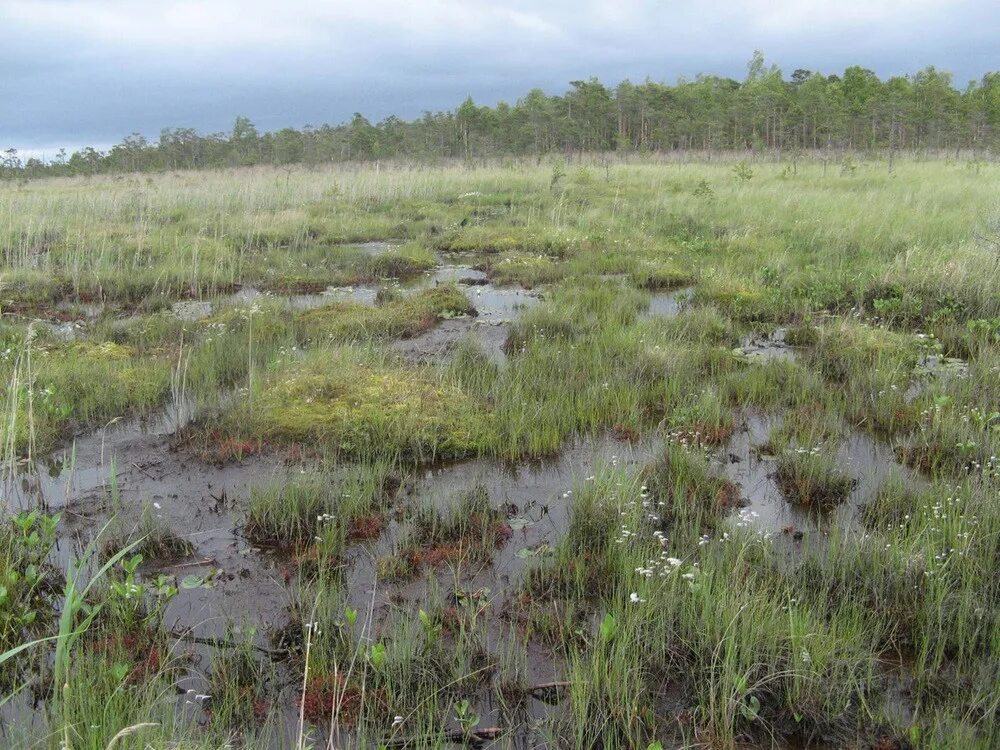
[0,156,999,748]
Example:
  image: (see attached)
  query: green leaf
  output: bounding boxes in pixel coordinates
[599,613,618,641]
[740,694,761,722]
[368,642,387,668]
[508,516,531,531]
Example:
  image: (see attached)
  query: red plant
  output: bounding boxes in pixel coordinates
[715,481,742,510]
[612,424,639,442]
[348,514,384,541]
[299,673,386,726]
[90,632,163,683]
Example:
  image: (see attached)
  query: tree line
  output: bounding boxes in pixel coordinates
[4,53,1000,178]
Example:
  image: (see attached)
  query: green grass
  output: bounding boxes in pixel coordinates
[1,157,999,748]
[297,285,475,342]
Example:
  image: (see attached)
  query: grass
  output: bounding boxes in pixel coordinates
[774,449,858,509]
[377,485,512,581]
[1,156,999,748]
[296,284,476,342]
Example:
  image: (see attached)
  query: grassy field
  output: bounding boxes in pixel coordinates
[0,156,998,748]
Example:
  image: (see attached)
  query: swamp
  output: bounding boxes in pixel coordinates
[0,158,998,748]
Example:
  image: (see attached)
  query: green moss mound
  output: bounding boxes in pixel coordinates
[239,348,494,461]
[297,285,475,342]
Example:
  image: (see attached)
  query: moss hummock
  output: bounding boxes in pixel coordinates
[297,285,475,342]
[230,347,494,461]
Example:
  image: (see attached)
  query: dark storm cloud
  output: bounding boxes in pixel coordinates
[2,0,997,154]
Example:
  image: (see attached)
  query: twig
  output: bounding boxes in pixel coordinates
[525,680,572,699]
[382,727,504,748]
[167,629,290,660]
[167,558,218,569]
[131,462,158,480]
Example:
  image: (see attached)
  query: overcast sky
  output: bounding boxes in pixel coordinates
[3,0,998,155]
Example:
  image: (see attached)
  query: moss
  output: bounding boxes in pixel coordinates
[241,348,495,461]
[433,226,577,258]
[297,286,475,342]
[60,341,137,361]
[1,338,172,453]
[364,249,435,279]
[696,278,793,324]
[630,260,694,291]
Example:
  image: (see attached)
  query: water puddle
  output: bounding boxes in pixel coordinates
[734,327,798,363]
[643,286,693,319]
[3,396,206,513]
[4,405,659,741]
[346,431,661,607]
[715,414,920,538]
[2,252,557,741]
[906,353,969,400]
[348,239,403,255]
[35,319,84,342]
[391,261,542,363]
[171,286,363,322]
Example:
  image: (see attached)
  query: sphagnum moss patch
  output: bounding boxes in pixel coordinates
[296,284,475,342]
[229,347,495,461]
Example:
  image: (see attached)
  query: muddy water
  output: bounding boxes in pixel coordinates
[643,286,693,319]
[2,259,677,742]
[5,413,660,742]
[716,413,921,538]
[389,261,542,363]
[351,240,403,254]
[734,328,799,363]
[344,432,661,609]
[907,353,969,400]
[391,284,540,364]
[330,431,662,743]
[167,255,541,364]
[171,285,372,321]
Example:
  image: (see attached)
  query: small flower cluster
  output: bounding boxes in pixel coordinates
[184,688,211,706]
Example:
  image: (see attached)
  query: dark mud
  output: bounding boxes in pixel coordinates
[3,395,659,743]
[331,431,661,744]
[0,260,671,744]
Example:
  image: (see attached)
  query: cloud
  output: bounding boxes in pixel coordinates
[2,0,996,150]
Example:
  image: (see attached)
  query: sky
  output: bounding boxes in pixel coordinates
[2,0,998,156]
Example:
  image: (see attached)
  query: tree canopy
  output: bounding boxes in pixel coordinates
[6,54,1000,178]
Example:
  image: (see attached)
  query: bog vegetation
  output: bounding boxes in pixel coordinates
[0,153,998,749]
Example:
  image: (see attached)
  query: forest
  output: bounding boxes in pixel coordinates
[4,53,1000,177]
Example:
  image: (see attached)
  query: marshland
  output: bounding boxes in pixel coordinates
[0,156,998,749]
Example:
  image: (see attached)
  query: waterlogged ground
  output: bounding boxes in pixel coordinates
[0,161,999,749]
